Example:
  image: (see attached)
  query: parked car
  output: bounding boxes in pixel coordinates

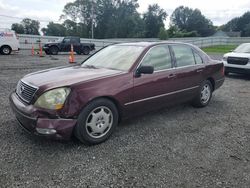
[43,36,95,55]
[0,28,20,55]
[223,43,250,75]
[10,42,225,145]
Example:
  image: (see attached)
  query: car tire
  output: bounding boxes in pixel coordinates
[74,98,119,145]
[49,46,59,55]
[76,51,82,55]
[44,50,51,55]
[0,45,12,55]
[192,80,213,108]
[83,47,90,55]
[225,71,229,76]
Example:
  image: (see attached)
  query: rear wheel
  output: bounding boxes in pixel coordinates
[83,47,90,55]
[192,80,213,108]
[0,45,12,55]
[74,98,118,145]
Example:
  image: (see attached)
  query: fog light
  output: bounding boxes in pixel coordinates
[36,128,57,135]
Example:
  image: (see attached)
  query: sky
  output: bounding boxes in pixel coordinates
[0,0,249,30]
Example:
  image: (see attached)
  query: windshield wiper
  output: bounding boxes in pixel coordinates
[82,65,98,69]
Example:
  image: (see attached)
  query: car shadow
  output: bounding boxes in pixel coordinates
[226,73,250,80]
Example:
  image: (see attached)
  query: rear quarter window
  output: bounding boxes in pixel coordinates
[193,51,203,64]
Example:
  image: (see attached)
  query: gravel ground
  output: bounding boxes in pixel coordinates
[0,51,250,187]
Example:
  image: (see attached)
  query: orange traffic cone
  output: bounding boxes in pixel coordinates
[69,44,75,63]
[39,45,43,57]
[31,44,34,56]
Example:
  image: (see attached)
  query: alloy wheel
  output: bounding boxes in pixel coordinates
[85,106,113,139]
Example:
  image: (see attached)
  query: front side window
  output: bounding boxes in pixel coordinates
[172,45,196,67]
[82,45,144,71]
[63,38,71,43]
[140,45,172,71]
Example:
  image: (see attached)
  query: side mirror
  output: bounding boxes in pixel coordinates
[135,66,154,77]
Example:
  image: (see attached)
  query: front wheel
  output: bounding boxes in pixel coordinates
[192,80,213,108]
[74,98,119,145]
[49,46,59,55]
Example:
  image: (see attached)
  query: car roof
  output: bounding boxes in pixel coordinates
[114,41,194,48]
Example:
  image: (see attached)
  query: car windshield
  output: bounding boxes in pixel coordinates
[82,45,144,71]
[234,43,250,53]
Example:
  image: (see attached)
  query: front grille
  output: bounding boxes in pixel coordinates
[16,80,38,103]
[227,57,249,65]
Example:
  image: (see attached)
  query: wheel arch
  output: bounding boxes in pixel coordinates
[81,96,123,122]
[206,77,215,91]
[0,44,12,50]
[49,45,59,50]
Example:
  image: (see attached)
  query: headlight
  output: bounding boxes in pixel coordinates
[222,56,227,61]
[34,87,70,110]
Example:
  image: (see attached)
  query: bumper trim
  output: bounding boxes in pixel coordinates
[225,67,250,74]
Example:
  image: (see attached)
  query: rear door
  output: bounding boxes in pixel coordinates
[169,44,205,101]
[71,37,81,52]
[128,45,179,114]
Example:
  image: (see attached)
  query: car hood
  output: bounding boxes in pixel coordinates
[22,65,123,89]
[44,42,58,46]
[224,52,250,58]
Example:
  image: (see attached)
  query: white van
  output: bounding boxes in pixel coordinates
[0,28,20,55]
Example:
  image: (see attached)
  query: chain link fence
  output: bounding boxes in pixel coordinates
[17,34,250,50]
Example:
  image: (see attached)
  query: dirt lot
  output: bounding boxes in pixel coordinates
[0,51,250,187]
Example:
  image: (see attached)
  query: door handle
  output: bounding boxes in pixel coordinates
[168,73,176,78]
[196,68,204,73]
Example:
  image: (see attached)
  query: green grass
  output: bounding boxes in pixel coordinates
[202,45,238,54]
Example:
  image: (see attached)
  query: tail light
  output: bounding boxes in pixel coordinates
[221,65,225,75]
[15,32,19,40]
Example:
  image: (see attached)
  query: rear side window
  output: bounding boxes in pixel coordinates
[71,37,79,43]
[141,45,172,71]
[172,45,196,67]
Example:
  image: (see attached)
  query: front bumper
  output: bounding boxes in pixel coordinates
[42,46,49,51]
[9,92,77,140]
[223,60,250,75]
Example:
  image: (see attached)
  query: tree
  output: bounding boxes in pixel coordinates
[42,22,66,36]
[143,4,167,38]
[11,23,25,34]
[158,27,168,40]
[221,11,250,36]
[21,18,40,35]
[170,6,215,37]
[11,18,40,35]
[61,0,146,39]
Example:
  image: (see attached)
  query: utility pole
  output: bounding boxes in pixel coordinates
[91,0,94,39]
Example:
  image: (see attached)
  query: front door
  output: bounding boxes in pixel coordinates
[127,45,179,115]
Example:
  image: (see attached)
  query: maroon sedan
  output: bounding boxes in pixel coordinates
[9,42,224,145]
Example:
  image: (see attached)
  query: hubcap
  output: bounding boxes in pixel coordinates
[3,47,10,54]
[200,84,211,104]
[85,106,113,139]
